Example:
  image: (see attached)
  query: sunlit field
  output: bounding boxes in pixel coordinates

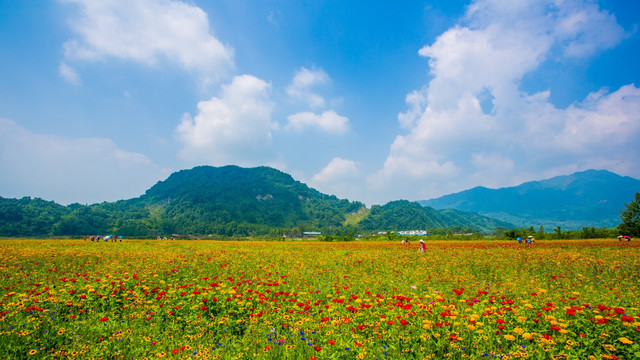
[1,239,639,360]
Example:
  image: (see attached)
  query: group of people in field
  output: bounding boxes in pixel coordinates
[401,238,427,252]
[516,236,535,244]
[84,235,123,242]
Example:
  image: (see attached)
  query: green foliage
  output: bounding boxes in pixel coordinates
[0,197,68,236]
[619,192,640,236]
[499,225,617,240]
[318,231,355,242]
[357,200,512,234]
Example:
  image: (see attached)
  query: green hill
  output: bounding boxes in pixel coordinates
[357,200,513,232]
[130,165,364,235]
[1,165,513,237]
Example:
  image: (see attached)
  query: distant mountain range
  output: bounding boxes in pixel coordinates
[419,169,640,230]
[0,165,511,237]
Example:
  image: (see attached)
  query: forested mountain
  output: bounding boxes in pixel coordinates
[358,200,513,233]
[420,169,640,229]
[129,165,364,235]
[0,165,512,237]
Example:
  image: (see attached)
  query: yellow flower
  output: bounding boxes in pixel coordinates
[602,344,616,352]
[619,337,633,345]
[513,327,524,335]
[28,350,37,355]
[504,335,516,341]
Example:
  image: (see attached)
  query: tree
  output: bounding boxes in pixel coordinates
[554,226,563,239]
[619,192,640,237]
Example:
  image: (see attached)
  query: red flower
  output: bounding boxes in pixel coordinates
[314,346,322,351]
[328,340,336,346]
[99,316,108,322]
[621,315,634,322]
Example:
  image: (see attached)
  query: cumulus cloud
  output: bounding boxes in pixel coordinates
[284,67,350,135]
[61,0,233,83]
[309,157,362,201]
[312,157,360,183]
[286,67,330,108]
[374,0,638,202]
[0,118,170,205]
[176,74,276,166]
[285,110,349,134]
[59,62,82,85]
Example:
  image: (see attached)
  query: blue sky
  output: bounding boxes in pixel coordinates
[1,0,639,206]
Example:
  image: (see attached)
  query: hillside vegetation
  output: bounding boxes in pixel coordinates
[0,165,512,237]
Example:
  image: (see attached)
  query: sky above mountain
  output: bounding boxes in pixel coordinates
[1,0,639,206]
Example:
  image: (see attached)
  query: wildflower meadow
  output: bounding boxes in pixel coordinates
[1,239,638,359]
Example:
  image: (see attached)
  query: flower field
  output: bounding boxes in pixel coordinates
[1,239,639,359]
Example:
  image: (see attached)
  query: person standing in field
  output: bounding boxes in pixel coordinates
[419,239,426,253]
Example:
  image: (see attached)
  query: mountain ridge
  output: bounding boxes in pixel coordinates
[419,169,640,229]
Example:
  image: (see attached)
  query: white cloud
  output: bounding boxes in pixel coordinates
[311,157,360,184]
[59,62,82,85]
[285,110,349,134]
[552,0,625,57]
[176,74,276,166]
[375,0,638,202]
[61,0,234,83]
[0,118,170,205]
[309,157,362,202]
[286,67,330,108]
[555,85,640,151]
